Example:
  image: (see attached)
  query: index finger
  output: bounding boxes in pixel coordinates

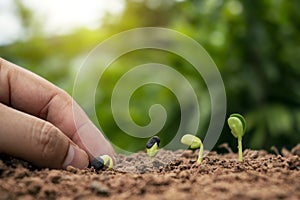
[0,57,115,160]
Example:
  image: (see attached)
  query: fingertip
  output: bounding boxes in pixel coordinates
[62,144,89,169]
[71,124,116,165]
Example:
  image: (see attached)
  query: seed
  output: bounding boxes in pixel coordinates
[91,156,105,170]
[146,136,160,149]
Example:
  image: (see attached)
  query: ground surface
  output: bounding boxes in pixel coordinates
[1,144,300,200]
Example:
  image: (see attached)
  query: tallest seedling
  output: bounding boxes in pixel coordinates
[227,113,246,162]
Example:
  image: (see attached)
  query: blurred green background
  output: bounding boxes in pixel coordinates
[1,0,300,152]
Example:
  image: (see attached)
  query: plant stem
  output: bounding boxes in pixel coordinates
[197,144,203,164]
[238,137,243,162]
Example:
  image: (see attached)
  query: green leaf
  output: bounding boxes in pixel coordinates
[181,134,202,149]
[228,113,246,138]
[100,155,113,169]
[146,143,159,158]
[229,113,246,133]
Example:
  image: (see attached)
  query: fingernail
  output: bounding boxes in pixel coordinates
[63,144,89,169]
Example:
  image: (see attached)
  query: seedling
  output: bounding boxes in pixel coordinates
[91,155,113,170]
[227,113,246,162]
[146,136,160,162]
[181,134,203,164]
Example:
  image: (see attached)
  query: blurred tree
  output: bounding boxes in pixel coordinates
[0,0,299,152]
[99,0,300,151]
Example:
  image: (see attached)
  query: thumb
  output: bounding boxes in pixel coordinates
[0,103,88,169]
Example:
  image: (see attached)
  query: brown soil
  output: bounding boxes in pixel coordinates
[1,144,300,200]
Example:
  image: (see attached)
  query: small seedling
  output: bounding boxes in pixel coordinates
[227,113,246,162]
[146,136,160,162]
[181,134,203,164]
[91,155,113,170]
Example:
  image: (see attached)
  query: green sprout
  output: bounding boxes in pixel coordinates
[227,113,246,162]
[101,155,114,169]
[91,155,113,170]
[146,136,160,162]
[181,134,203,164]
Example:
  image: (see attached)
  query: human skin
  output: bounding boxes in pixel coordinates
[0,57,115,169]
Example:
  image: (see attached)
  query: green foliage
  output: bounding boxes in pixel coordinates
[228,114,246,161]
[181,134,203,164]
[101,155,114,170]
[146,136,160,161]
[1,0,300,152]
[181,134,202,149]
[227,114,246,139]
[146,143,159,161]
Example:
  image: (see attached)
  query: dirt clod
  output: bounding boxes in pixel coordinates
[291,144,300,157]
[90,181,110,196]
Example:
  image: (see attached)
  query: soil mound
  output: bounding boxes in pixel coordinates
[0,145,300,199]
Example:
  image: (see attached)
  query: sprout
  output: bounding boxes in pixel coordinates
[146,136,160,161]
[227,113,246,161]
[91,155,113,170]
[181,134,203,164]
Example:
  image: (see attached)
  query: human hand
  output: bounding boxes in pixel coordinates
[0,58,115,169]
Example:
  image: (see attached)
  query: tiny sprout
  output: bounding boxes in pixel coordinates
[146,136,160,161]
[91,155,113,170]
[227,113,246,162]
[181,134,203,164]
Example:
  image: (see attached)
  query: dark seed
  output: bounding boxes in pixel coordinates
[146,136,160,149]
[91,157,104,170]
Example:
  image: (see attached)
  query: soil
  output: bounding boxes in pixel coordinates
[1,144,300,200]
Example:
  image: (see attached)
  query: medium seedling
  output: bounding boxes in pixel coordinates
[146,136,160,162]
[91,155,113,170]
[181,134,203,164]
[227,113,246,162]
